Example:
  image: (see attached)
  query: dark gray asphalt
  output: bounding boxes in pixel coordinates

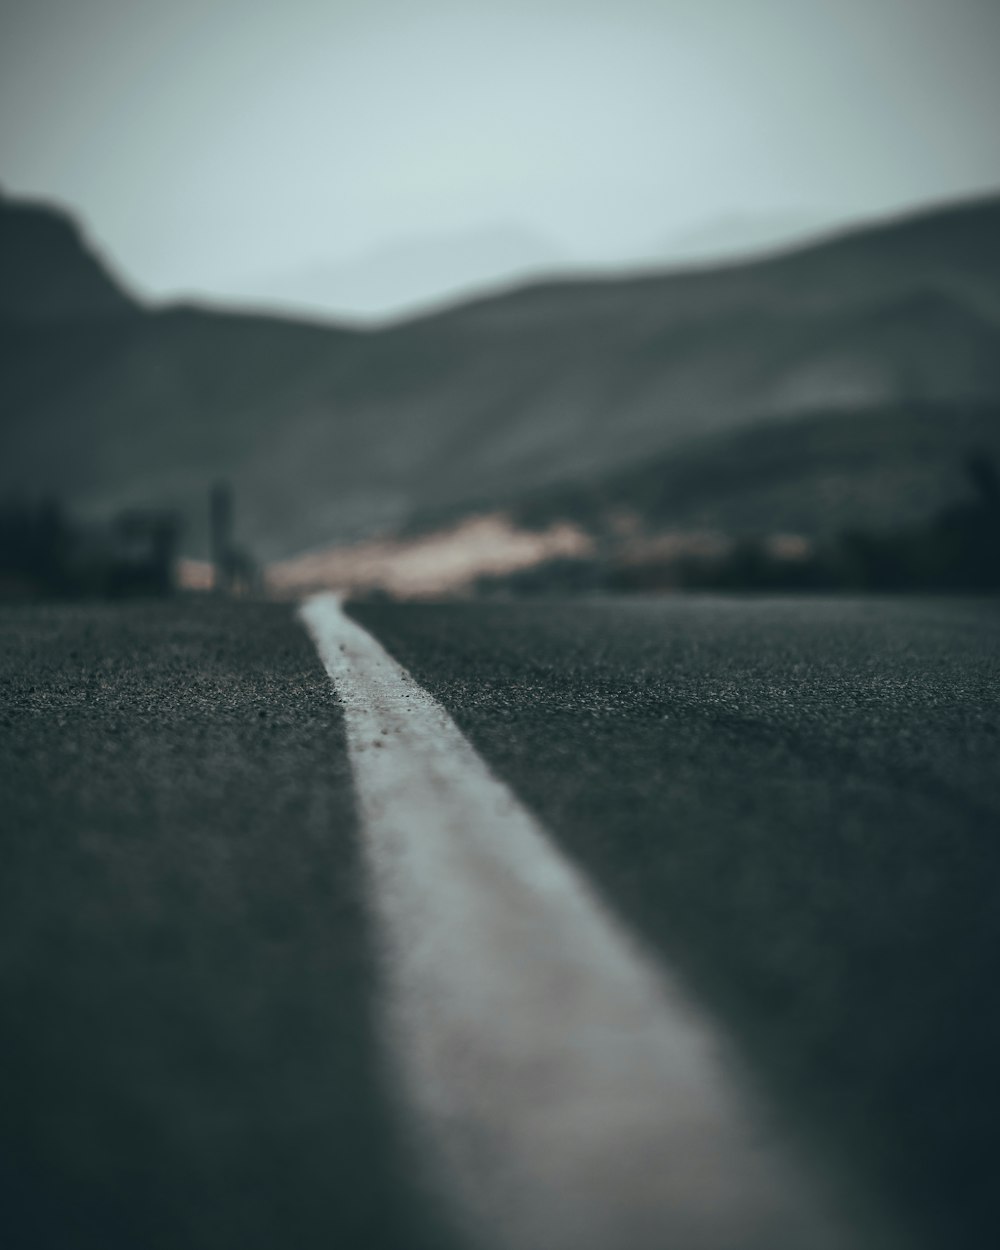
[2,594,999,1250]
[351,595,1000,1250]
[0,599,457,1250]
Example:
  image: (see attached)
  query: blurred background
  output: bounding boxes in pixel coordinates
[2,0,999,599]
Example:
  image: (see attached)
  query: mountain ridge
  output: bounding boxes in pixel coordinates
[2,191,999,562]
[0,190,138,323]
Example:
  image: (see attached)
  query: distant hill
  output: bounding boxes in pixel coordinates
[1,192,999,562]
[0,191,137,323]
[508,402,1000,537]
[657,209,844,266]
[228,224,568,322]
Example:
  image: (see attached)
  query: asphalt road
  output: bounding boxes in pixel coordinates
[0,599,458,1250]
[2,594,999,1249]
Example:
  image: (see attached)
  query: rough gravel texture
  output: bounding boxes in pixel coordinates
[0,598,458,1250]
[4,593,999,1250]
[352,594,1000,1250]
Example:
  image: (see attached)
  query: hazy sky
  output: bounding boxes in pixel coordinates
[2,0,999,317]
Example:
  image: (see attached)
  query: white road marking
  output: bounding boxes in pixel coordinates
[301,593,878,1250]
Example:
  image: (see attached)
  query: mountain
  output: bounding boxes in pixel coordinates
[0,190,137,323]
[657,209,845,266]
[225,225,568,323]
[1,192,999,564]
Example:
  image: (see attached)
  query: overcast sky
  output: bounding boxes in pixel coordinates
[2,0,999,318]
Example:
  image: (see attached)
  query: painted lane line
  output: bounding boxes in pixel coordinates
[300,594,870,1250]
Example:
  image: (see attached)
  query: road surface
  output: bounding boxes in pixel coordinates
[1,594,998,1249]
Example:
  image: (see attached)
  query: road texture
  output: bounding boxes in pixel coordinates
[352,594,1000,1250]
[1,593,998,1249]
[304,594,874,1250]
[0,599,457,1250]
